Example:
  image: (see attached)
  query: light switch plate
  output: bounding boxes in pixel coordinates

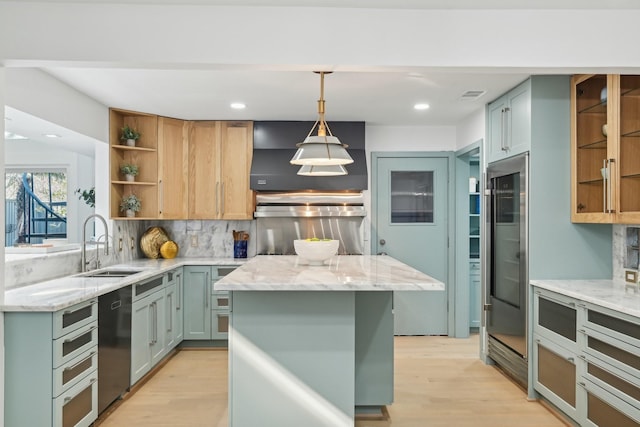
[625,270,637,283]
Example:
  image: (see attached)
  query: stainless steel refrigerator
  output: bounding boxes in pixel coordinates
[485,152,529,387]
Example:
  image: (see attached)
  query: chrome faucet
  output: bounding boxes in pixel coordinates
[81,214,110,272]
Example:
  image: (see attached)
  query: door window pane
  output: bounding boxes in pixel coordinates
[493,172,520,307]
[390,171,434,223]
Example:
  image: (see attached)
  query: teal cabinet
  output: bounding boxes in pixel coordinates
[131,275,167,386]
[183,266,212,340]
[532,286,640,426]
[468,261,481,328]
[184,265,236,341]
[165,267,183,350]
[5,299,99,427]
[486,79,531,164]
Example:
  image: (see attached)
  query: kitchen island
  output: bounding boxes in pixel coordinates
[215,255,444,427]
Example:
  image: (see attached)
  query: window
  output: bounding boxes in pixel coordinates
[390,171,434,223]
[5,171,67,246]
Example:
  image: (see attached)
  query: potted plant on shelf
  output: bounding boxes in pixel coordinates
[120,163,139,182]
[120,194,141,218]
[120,125,141,147]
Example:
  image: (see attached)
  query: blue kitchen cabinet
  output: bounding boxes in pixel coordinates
[131,275,167,386]
[183,266,212,340]
[165,267,183,350]
[486,79,531,164]
[468,261,481,328]
[5,299,99,427]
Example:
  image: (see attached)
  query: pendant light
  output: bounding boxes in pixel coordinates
[290,71,354,174]
[297,164,348,176]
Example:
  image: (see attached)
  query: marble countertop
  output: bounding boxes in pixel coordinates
[531,279,640,318]
[3,257,247,312]
[214,255,445,291]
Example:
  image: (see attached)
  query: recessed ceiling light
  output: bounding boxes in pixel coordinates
[230,103,246,110]
[4,131,28,140]
[414,103,430,110]
[43,133,61,138]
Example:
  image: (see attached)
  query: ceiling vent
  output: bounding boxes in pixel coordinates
[459,90,486,101]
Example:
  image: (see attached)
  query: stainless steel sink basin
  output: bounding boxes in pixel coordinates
[78,269,144,278]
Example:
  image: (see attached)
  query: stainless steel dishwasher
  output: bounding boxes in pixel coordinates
[98,286,132,414]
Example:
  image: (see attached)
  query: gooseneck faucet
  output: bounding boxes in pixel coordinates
[81,214,110,272]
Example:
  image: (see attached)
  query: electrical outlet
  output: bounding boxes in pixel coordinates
[130,237,135,250]
[191,235,198,247]
[625,270,637,283]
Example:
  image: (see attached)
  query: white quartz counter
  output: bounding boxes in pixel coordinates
[215,255,445,291]
[531,279,640,318]
[3,257,246,312]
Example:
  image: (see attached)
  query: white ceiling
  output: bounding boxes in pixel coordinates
[5,0,637,156]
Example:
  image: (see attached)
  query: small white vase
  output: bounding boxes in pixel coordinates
[126,209,136,218]
[126,174,135,182]
[126,138,136,147]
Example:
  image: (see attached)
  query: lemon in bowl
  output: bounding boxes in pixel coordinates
[294,239,339,265]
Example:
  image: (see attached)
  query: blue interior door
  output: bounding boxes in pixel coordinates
[375,156,449,335]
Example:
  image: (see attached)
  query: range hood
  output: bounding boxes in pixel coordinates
[250,121,367,191]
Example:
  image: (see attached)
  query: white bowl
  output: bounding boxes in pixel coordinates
[294,239,339,265]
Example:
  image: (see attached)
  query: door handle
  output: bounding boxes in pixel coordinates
[379,239,386,245]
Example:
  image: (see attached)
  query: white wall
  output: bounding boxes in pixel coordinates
[456,109,485,151]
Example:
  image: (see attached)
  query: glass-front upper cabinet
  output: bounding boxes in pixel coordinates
[617,75,640,223]
[571,74,614,223]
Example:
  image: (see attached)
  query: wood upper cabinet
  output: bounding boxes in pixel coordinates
[220,121,254,220]
[158,117,188,219]
[571,74,640,223]
[188,121,220,219]
[109,108,159,219]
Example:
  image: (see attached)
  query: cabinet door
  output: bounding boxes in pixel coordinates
[571,74,615,223]
[183,266,212,340]
[616,75,640,223]
[149,290,166,366]
[469,262,481,328]
[158,117,188,219]
[188,121,220,219]
[131,296,152,385]
[165,282,178,351]
[486,95,508,164]
[506,80,531,157]
[220,121,254,220]
[175,269,184,343]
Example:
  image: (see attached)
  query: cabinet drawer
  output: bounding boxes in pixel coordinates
[533,334,578,420]
[581,379,640,427]
[53,347,98,397]
[213,267,237,278]
[212,291,229,309]
[211,310,229,340]
[53,322,98,368]
[583,353,640,411]
[53,299,97,339]
[53,368,98,427]
[583,328,640,383]
[533,288,578,351]
[583,304,640,350]
[133,275,166,301]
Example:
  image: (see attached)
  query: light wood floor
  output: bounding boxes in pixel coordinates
[97,335,567,427]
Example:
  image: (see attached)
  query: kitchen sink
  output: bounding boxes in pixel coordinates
[77,269,145,278]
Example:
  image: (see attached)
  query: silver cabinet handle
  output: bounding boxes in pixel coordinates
[602,159,608,214]
[159,179,164,215]
[154,302,158,344]
[221,182,225,216]
[176,273,182,310]
[63,326,96,343]
[501,107,511,152]
[64,377,96,403]
[64,351,96,372]
[608,158,615,213]
[63,300,97,315]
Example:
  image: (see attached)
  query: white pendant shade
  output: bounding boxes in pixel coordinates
[290,136,354,166]
[297,164,348,176]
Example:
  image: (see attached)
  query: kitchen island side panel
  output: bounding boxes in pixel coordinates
[229,291,356,427]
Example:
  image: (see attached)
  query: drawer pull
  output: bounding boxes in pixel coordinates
[63,326,96,343]
[578,329,586,335]
[567,357,575,363]
[63,351,96,371]
[63,378,96,403]
[63,300,96,315]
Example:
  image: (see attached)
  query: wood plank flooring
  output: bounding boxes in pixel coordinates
[96,335,567,427]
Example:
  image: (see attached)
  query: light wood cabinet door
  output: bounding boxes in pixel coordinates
[220,121,254,220]
[188,121,220,219]
[158,117,188,219]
